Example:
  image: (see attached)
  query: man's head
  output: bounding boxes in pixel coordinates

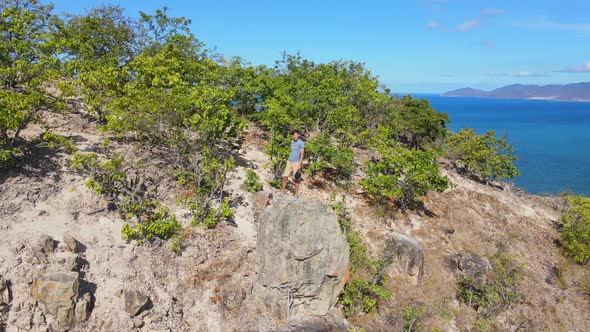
[291,129,300,141]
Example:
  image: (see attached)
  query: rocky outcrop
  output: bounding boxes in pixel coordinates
[31,271,80,328]
[256,197,349,321]
[386,232,425,284]
[446,253,492,283]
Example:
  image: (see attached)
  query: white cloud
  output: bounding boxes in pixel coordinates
[457,19,481,32]
[515,16,590,33]
[427,21,441,29]
[488,71,507,77]
[560,61,590,73]
[515,71,540,77]
[482,8,505,16]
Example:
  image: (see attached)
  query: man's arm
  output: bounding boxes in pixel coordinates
[299,149,304,169]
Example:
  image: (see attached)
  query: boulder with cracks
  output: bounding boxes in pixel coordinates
[256,197,349,321]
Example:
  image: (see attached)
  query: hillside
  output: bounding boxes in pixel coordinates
[443,82,590,101]
[1,110,589,332]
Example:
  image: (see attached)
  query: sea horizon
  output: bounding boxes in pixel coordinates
[407,94,590,197]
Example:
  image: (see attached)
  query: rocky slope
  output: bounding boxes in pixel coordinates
[1,111,589,331]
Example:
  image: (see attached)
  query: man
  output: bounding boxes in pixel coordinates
[282,130,304,195]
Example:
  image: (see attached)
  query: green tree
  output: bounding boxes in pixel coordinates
[361,126,449,209]
[559,195,590,264]
[390,95,449,150]
[254,54,379,179]
[58,5,135,120]
[0,0,63,167]
[446,128,519,181]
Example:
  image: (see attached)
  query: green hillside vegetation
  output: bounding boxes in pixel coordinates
[0,0,526,236]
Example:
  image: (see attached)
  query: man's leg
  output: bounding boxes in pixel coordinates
[281,176,288,193]
[294,180,300,196]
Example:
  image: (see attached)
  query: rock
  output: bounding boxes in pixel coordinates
[256,197,349,320]
[446,253,492,283]
[52,252,80,272]
[385,232,425,284]
[276,316,347,332]
[74,293,92,322]
[0,275,11,304]
[31,271,79,328]
[33,234,55,256]
[123,289,150,317]
[62,234,80,253]
[252,191,273,220]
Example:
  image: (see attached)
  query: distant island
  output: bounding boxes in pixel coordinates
[442,82,590,102]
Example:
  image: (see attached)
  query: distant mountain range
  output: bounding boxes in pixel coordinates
[442,82,590,102]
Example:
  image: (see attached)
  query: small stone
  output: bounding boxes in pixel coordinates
[33,234,55,256]
[123,289,150,317]
[0,275,11,303]
[75,293,92,322]
[62,234,80,253]
[132,317,144,328]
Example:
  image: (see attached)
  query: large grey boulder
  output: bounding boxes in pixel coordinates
[257,197,349,321]
[31,271,79,328]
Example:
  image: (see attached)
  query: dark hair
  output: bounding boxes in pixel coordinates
[291,129,300,135]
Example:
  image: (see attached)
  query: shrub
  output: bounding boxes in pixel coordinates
[361,132,449,209]
[334,205,394,317]
[446,128,519,181]
[305,135,356,181]
[457,251,523,318]
[244,169,263,193]
[401,304,428,332]
[41,132,77,153]
[340,278,392,316]
[559,195,590,264]
[121,205,181,242]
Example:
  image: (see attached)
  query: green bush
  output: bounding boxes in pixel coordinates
[401,304,428,332]
[457,252,523,318]
[559,195,590,264]
[361,128,449,209]
[244,169,263,193]
[331,197,395,317]
[121,205,181,242]
[41,132,77,153]
[340,278,392,316]
[446,128,519,181]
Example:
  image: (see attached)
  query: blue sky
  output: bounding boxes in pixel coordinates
[51,0,590,93]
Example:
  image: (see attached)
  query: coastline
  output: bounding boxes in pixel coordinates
[439,94,590,103]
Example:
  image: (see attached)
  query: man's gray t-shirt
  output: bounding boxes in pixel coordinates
[288,139,304,162]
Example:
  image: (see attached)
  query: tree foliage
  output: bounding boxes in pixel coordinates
[559,195,590,264]
[0,0,62,167]
[361,126,449,209]
[446,128,519,181]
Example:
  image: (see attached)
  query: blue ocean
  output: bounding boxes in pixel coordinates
[411,94,590,196]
